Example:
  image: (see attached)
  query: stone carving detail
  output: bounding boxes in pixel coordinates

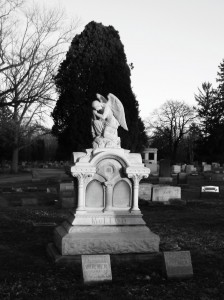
[91,93,128,148]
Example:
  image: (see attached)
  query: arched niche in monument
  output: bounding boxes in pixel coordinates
[112,179,131,208]
[95,158,123,181]
[85,180,104,208]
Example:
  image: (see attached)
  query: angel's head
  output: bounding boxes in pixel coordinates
[92,100,103,111]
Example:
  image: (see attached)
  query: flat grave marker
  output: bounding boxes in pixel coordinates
[163,251,193,279]
[200,185,220,199]
[201,186,219,193]
[81,255,112,284]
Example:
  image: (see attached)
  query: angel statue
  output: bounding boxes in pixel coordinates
[91,93,128,148]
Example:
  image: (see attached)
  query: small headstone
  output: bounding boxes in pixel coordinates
[163,251,193,279]
[172,165,181,174]
[82,255,112,283]
[201,186,219,193]
[200,186,220,199]
[203,164,211,172]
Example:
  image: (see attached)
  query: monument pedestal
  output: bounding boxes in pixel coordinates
[50,148,160,259]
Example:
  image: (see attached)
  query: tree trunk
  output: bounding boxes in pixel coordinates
[11,147,19,173]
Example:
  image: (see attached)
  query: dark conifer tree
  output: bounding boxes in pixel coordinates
[52,21,147,158]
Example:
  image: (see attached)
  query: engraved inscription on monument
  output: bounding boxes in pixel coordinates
[82,255,112,283]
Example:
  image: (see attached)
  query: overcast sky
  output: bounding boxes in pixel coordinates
[39,0,224,120]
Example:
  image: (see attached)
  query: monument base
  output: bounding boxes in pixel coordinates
[47,243,162,265]
[53,211,160,255]
[54,223,159,255]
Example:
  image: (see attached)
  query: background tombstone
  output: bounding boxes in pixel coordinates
[186,165,195,174]
[172,165,181,174]
[152,185,181,203]
[203,164,212,172]
[139,183,153,201]
[200,186,220,199]
[159,159,171,177]
[177,172,188,185]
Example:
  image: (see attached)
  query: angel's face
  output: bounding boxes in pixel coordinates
[92,101,102,111]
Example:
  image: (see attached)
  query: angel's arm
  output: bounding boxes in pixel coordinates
[93,105,110,120]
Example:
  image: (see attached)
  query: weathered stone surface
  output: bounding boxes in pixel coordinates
[163,251,193,279]
[82,255,112,283]
[172,165,181,174]
[152,186,181,202]
[139,183,152,200]
[55,229,160,255]
[203,164,211,172]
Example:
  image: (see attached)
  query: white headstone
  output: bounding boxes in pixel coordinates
[203,164,211,172]
[82,255,112,283]
[152,186,181,202]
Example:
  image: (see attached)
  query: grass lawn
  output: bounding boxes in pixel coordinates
[1,202,224,299]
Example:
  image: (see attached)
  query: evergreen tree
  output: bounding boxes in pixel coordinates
[217,59,224,100]
[195,80,224,163]
[52,21,147,158]
[195,82,219,135]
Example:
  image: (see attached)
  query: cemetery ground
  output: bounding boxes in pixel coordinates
[0,172,224,299]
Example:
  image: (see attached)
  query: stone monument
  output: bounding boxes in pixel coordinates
[48,93,160,259]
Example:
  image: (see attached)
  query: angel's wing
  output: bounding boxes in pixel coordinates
[107,93,128,131]
[96,93,107,103]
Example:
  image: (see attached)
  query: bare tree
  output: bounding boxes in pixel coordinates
[0,3,79,172]
[0,1,24,77]
[146,100,196,162]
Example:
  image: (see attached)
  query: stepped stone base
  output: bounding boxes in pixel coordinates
[47,243,162,264]
[53,211,160,255]
[54,225,160,255]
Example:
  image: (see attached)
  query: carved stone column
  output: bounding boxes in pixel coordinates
[76,174,86,211]
[72,169,95,211]
[126,167,150,213]
[128,174,142,211]
[103,182,113,211]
